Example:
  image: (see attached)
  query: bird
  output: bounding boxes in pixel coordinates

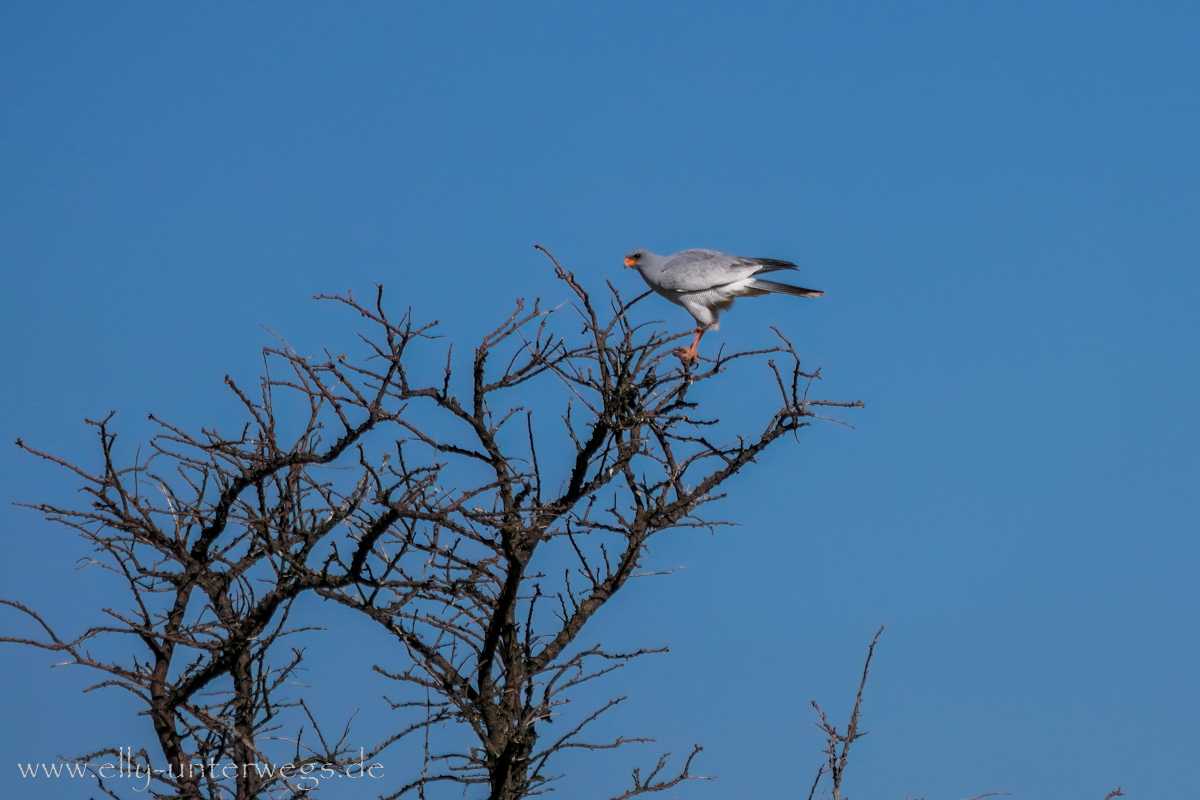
[624,248,823,362]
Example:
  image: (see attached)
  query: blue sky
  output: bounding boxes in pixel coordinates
[2,2,1198,798]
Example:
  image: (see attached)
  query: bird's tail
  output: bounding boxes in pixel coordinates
[751,279,824,298]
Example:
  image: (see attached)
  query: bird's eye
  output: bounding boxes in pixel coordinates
[631,253,641,260]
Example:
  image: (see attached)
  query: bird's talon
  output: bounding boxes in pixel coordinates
[673,347,698,364]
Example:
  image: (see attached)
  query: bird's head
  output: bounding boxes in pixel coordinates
[623,249,645,269]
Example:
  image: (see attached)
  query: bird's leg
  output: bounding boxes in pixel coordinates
[675,328,705,363]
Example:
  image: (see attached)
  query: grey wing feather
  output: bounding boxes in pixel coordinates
[654,250,781,292]
[738,257,799,275]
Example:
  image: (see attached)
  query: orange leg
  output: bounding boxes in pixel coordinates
[676,328,706,363]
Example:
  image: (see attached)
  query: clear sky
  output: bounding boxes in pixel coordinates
[2,2,1198,799]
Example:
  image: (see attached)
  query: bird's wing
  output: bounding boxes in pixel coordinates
[653,250,798,292]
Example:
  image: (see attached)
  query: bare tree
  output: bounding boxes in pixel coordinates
[5,248,861,800]
[803,627,1123,800]
[806,627,886,800]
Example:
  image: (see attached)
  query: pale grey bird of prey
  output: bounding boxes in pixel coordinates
[623,248,823,362]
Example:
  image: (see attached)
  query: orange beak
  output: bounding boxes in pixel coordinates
[624,257,637,267]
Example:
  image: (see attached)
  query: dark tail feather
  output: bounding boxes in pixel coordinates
[751,279,824,298]
[745,258,798,273]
